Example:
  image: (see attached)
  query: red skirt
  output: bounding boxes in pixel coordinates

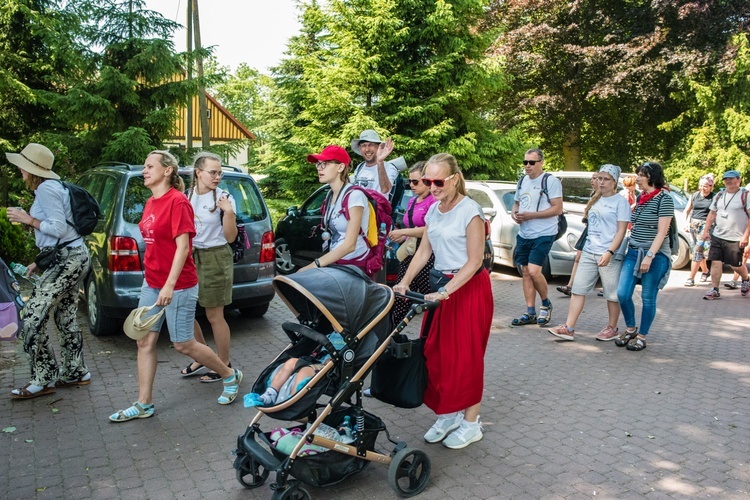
[421,269,493,414]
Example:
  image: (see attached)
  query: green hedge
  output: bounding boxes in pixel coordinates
[0,208,38,266]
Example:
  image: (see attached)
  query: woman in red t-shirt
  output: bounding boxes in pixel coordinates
[110,151,242,423]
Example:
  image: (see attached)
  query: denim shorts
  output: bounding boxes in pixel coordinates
[138,282,198,343]
[571,250,622,302]
[514,235,555,267]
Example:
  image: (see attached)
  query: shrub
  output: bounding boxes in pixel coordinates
[0,208,38,265]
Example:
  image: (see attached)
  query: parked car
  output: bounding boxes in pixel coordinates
[465,180,585,278]
[274,179,493,284]
[549,171,692,269]
[76,163,276,337]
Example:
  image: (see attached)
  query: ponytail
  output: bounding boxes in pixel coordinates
[148,150,183,192]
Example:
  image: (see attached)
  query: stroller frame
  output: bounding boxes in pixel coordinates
[233,267,436,499]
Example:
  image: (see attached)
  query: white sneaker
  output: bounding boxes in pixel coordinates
[442,419,483,449]
[423,412,463,443]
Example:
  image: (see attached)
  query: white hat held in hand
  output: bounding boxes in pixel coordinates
[123,304,164,340]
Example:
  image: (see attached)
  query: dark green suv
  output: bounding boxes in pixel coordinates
[77,163,276,336]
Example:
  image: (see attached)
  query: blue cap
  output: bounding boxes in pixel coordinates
[722,170,740,180]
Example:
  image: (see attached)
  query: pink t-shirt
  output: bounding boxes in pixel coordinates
[402,194,436,228]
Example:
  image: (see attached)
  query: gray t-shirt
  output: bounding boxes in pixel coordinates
[709,189,750,241]
[584,194,632,255]
[514,173,563,239]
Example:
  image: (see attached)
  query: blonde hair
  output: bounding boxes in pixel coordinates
[188,151,222,212]
[148,150,184,192]
[23,172,45,192]
[425,153,466,195]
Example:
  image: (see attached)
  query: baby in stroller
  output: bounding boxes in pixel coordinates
[245,332,347,407]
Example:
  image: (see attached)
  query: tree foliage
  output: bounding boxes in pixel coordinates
[256,0,523,198]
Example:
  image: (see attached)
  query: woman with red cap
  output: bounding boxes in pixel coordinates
[300,145,370,274]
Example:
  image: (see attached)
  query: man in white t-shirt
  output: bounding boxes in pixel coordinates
[510,148,563,327]
[350,129,400,197]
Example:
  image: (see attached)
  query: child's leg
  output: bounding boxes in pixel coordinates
[259,358,299,405]
[290,366,316,396]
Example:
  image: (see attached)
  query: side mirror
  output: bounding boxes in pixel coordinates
[482,207,497,221]
[286,206,298,217]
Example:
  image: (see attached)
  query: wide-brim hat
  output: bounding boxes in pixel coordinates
[123,304,164,340]
[5,143,59,180]
[351,130,382,157]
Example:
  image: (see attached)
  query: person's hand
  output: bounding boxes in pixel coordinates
[640,256,652,273]
[376,138,394,163]
[513,211,532,223]
[598,253,611,267]
[393,282,410,295]
[388,229,402,241]
[216,195,233,214]
[424,292,447,302]
[6,207,30,225]
[740,237,748,249]
[745,245,750,259]
[26,263,38,276]
[156,285,174,307]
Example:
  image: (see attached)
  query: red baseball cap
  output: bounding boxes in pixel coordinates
[306,145,350,165]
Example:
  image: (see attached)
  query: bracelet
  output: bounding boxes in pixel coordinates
[314,259,321,268]
[28,217,37,228]
[607,249,615,256]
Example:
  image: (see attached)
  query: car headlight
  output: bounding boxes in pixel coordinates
[566,232,578,249]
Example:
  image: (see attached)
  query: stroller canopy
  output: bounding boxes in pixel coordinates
[273,265,393,336]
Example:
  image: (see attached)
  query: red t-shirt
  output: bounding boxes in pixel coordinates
[139,187,198,290]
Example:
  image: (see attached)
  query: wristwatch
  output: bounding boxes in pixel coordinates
[437,287,450,300]
[607,249,615,256]
[646,251,654,258]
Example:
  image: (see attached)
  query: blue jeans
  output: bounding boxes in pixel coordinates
[616,249,671,336]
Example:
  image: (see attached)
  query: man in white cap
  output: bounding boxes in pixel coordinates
[350,129,399,197]
[701,169,750,300]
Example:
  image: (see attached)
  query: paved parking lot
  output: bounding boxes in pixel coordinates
[1,267,748,499]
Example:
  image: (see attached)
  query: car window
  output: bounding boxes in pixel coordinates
[494,189,516,212]
[302,188,329,216]
[98,175,120,221]
[123,177,152,224]
[220,176,267,223]
[558,178,593,205]
[667,185,687,210]
[467,189,493,209]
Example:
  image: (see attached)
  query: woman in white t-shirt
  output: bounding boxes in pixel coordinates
[394,153,493,451]
[548,164,631,342]
[180,152,238,382]
[300,145,370,274]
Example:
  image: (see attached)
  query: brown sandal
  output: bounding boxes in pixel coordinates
[10,383,56,400]
[626,334,647,351]
[615,327,638,347]
[55,373,92,388]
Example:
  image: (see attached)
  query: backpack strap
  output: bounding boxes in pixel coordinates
[353,162,365,182]
[535,173,552,211]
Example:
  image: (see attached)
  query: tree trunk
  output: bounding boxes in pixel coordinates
[186,0,193,150]
[193,0,210,149]
[562,127,581,171]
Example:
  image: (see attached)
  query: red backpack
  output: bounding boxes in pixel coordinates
[322,185,393,276]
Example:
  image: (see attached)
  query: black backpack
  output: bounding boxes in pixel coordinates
[58,180,101,235]
[516,173,568,240]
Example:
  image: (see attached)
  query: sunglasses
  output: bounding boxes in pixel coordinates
[408,179,421,186]
[421,173,456,188]
[522,160,541,166]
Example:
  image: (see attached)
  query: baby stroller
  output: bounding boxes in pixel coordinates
[233,265,436,499]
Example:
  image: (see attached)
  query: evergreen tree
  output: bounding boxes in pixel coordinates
[257,0,522,198]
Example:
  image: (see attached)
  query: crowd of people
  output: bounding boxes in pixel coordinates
[5,136,749,451]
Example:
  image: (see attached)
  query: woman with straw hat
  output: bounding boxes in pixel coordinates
[5,143,91,399]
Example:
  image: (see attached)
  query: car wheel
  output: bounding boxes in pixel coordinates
[275,238,297,275]
[671,236,691,270]
[85,279,120,337]
[239,303,270,318]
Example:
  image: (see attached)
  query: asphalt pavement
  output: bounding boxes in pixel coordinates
[1,267,748,499]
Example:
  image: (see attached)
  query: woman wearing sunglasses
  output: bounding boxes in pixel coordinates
[388,162,436,322]
[394,153,493,450]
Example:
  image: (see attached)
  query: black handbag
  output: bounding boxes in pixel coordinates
[370,333,428,408]
[428,268,451,292]
[34,246,59,271]
[574,224,588,252]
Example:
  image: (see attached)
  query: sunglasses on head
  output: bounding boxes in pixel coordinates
[421,173,456,188]
[523,160,540,166]
[408,179,421,186]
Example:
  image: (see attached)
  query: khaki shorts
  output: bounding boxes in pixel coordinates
[193,245,234,308]
[571,250,622,302]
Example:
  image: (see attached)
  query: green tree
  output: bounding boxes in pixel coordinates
[257,0,522,198]
[662,33,750,190]
[486,0,747,171]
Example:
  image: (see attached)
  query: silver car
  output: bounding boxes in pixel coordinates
[465,180,585,277]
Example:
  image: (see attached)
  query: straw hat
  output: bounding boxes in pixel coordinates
[123,304,164,340]
[5,143,59,180]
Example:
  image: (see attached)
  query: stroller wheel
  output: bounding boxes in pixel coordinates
[271,479,311,500]
[236,455,270,489]
[388,447,431,497]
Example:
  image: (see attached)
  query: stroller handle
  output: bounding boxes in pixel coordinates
[397,291,440,311]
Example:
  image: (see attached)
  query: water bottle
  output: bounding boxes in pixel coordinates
[379,222,387,236]
[387,241,399,260]
[10,262,40,284]
[338,416,354,441]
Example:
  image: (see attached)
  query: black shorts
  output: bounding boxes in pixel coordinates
[707,236,744,267]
